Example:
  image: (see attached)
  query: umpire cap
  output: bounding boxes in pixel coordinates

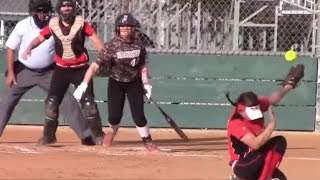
[28,0,53,15]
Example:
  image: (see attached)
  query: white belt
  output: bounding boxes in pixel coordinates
[231,160,238,169]
[56,63,87,68]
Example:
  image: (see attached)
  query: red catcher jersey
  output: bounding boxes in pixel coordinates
[227,97,270,165]
[40,21,95,66]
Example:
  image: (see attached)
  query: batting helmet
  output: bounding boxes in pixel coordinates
[115,13,137,28]
[28,0,53,15]
[55,0,77,23]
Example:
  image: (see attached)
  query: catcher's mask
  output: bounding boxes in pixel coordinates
[115,13,137,40]
[226,91,263,121]
[56,0,77,23]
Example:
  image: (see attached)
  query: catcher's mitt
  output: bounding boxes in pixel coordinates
[95,64,110,77]
[281,64,304,88]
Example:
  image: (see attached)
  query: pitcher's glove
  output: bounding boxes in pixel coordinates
[281,64,304,88]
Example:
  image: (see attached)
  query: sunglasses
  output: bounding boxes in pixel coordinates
[118,25,135,28]
[61,3,74,8]
[36,9,49,13]
[36,7,51,13]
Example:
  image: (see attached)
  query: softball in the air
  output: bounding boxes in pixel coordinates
[285,50,297,62]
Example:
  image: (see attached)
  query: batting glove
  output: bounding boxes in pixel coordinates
[73,82,88,101]
[144,84,152,99]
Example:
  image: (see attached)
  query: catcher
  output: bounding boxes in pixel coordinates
[226,64,304,180]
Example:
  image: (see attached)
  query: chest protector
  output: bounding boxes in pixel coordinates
[49,15,84,60]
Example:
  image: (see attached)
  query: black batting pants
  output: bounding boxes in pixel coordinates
[107,78,147,127]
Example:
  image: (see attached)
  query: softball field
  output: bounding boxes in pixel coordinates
[0,125,319,180]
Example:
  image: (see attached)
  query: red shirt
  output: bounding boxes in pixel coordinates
[40,22,95,66]
[227,97,270,165]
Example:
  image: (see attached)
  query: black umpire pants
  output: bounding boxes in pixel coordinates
[0,62,91,139]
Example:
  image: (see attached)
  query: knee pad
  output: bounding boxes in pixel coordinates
[45,96,59,121]
[81,98,104,138]
[81,98,99,120]
[274,136,287,155]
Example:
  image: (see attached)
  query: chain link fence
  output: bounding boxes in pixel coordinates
[1,0,320,131]
[0,0,319,55]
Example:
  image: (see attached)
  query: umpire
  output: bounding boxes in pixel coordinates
[0,0,94,145]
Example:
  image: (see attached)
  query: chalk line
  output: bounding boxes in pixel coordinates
[1,144,320,161]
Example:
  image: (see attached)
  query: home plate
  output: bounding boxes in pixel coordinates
[130,147,172,152]
[159,148,172,152]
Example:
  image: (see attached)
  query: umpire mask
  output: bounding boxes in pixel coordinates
[32,6,52,29]
[29,0,53,29]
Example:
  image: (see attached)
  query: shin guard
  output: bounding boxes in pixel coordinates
[82,100,105,140]
[87,116,105,138]
[40,119,58,144]
[259,151,273,180]
[267,152,283,178]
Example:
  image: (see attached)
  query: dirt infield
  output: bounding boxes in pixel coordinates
[0,126,319,180]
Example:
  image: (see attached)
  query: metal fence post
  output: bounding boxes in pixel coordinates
[233,0,240,51]
[315,1,320,132]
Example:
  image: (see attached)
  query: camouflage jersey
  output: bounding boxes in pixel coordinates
[96,37,148,82]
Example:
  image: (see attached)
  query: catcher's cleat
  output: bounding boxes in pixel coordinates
[37,136,57,145]
[144,141,160,152]
[103,133,114,147]
[81,136,96,146]
[281,64,304,89]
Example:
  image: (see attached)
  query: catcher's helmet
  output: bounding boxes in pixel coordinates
[55,0,77,23]
[28,0,53,15]
[226,91,263,121]
[115,13,137,28]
